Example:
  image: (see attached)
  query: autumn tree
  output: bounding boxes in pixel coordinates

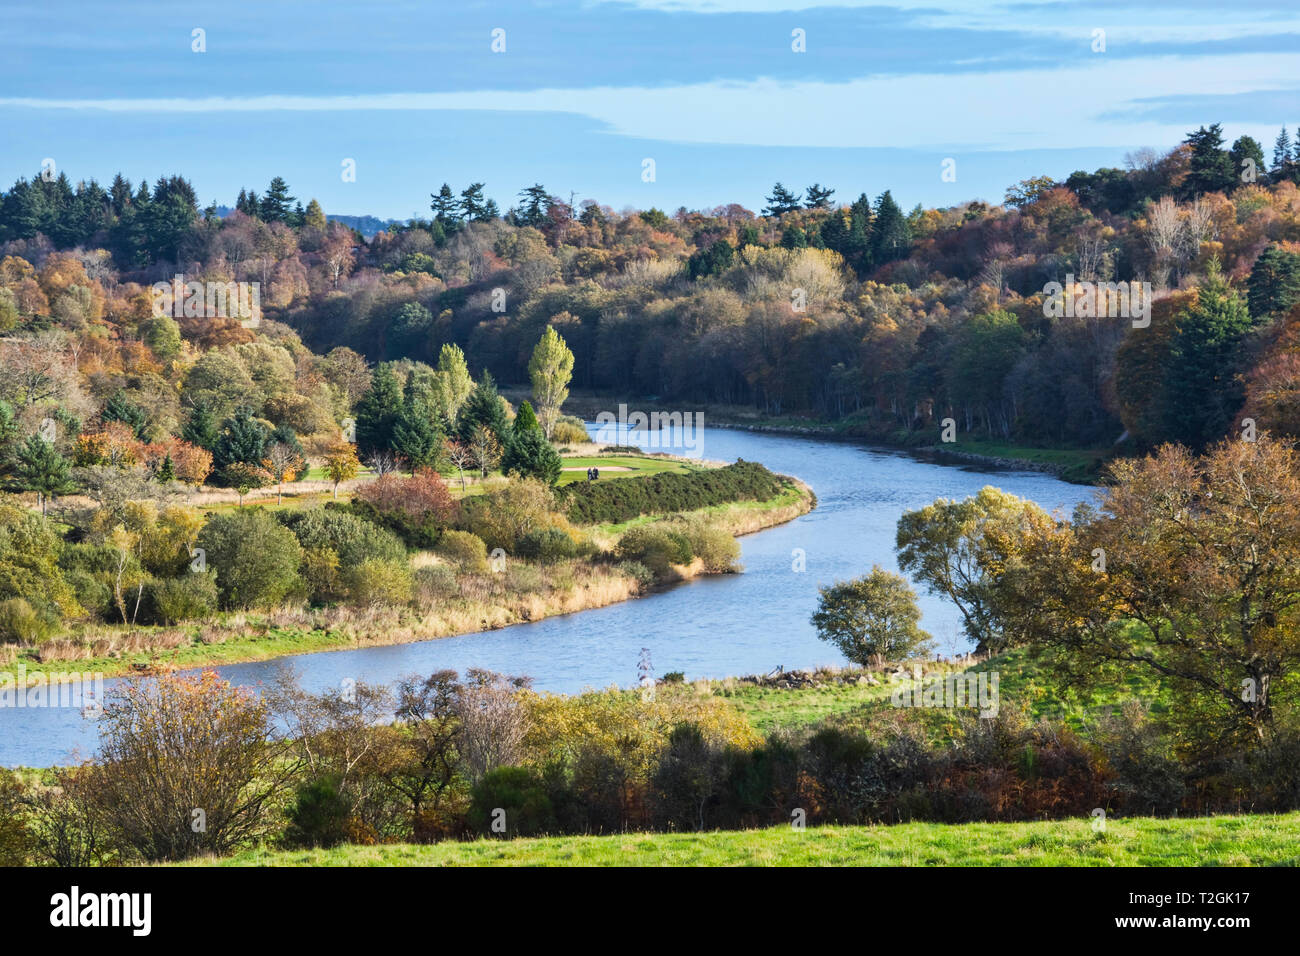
[527,325,574,439]
[324,442,360,500]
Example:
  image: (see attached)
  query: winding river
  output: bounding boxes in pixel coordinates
[3,424,1096,767]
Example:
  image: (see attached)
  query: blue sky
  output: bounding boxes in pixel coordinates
[1,0,1297,219]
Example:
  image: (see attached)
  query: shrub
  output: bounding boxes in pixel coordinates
[682,520,741,572]
[196,509,303,610]
[615,525,693,578]
[0,597,55,645]
[469,766,556,837]
[558,460,785,524]
[149,572,218,624]
[550,418,590,445]
[435,530,489,572]
[515,527,577,564]
[279,509,406,568]
[460,477,558,554]
[351,468,457,547]
[342,557,413,607]
[414,565,460,606]
[283,776,352,849]
[616,560,655,591]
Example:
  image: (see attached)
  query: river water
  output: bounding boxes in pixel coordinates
[2,424,1095,766]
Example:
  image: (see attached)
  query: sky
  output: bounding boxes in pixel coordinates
[0,0,1297,220]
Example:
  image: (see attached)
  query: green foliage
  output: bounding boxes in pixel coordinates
[615,525,693,578]
[558,461,785,525]
[435,529,489,572]
[811,566,933,665]
[355,364,402,455]
[502,427,562,485]
[515,527,577,564]
[0,596,56,644]
[149,571,218,624]
[1247,245,1300,320]
[284,776,352,849]
[469,766,556,837]
[196,509,303,609]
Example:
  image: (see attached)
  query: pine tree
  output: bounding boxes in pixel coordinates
[762,182,801,217]
[1247,245,1300,320]
[1181,124,1236,197]
[456,371,509,446]
[8,435,74,514]
[260,177,295,222]
[182,403,220,451]
[870,190,910,265]
[1273,126,1292,174]
[355,365,403,455]
[804,183,835,209]
[431,183,462,229]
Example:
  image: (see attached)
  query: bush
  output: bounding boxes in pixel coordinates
[615,525,693,578]
[435,530,489,572]
[351,468,457,547]
[0,597,55,645]
[283,776,352,849]
[414,565,460,607]
[681,520,740,572]
[469,766,556,838]
[149,572,218,624]
[196,509,303,610]
[342,557,413,607]
[515,527,577,564]
[616,560,655,591]
[459,477,558,554]
[550,418,590,445]
[279,509,406,568]
[558,460,786,524]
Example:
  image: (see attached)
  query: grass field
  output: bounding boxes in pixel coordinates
[555,454,702,486]
[191,812,1300,867]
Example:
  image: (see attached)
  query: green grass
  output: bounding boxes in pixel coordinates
[555,454,702,486]
[937,438,1109,483]
[189,813,1300,867]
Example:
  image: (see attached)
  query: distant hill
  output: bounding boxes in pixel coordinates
[210,206,402,238]
[327,214,404,238]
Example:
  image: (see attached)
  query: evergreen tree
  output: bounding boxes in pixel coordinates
[430,183,462,230]
[260,177,295,222]
[515,184,551,227]
[804,183,835,209]
[1159,259,1253,448]
[1273,126,1292,174]
[355,365,403,455]
[456,371,509,446]
[8,435,74,514]
[182,403,220,451]
[459,182,492,222]
[780,224,808,249]
[156,453,176,483]
[1181,124,1236,197]
[102,391,148,438]
[762,182,801,217]
[214,408,271,472]
[391,386,444,473]
[1229,135,1266,185]
[501,401,561,484]
[870,190,910,265]
[1247,245,1300,320]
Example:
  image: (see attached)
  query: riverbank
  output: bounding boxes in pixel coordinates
[556,392,1110,484]
[9,478,815,684]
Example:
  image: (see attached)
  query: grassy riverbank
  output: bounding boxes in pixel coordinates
[557,392,1109,484]
[10,474,815,682]
[189,812,1300,867]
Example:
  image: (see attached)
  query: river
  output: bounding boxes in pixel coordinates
[2,424,1096,766]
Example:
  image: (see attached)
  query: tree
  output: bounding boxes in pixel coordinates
[263,442,299,504]
[214,407,271,476]
[527,326,574,438]
[811,566,932,665]
[389,670,464,825]
[355,364,402,455]
[1230,135,1266,185]
[222,461,271,506]
[896,486,1049,652]
[9,435,74,514]
[469,424,502,478]
[1159,258,1254,448]
[501,402,562,484]
[1181,124,1235,197]
[456,371,509,447]
[804,183,835,209]
[196,508,302,608]
[391,396,444,473]
[181,402,220,451]
[1247,245,1300,320]
[430,183,462,232]
[324,442,360,500]
[445,440,475,492]
[260,176,295,223]
[515,184,551,227]
[871,190,910,264]
[762,182,801,217]
[1004,176,1057,208]
[459,182,494,222]
[993,435,1300,751]
[435,343,474,425]
[77,671,296,861]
